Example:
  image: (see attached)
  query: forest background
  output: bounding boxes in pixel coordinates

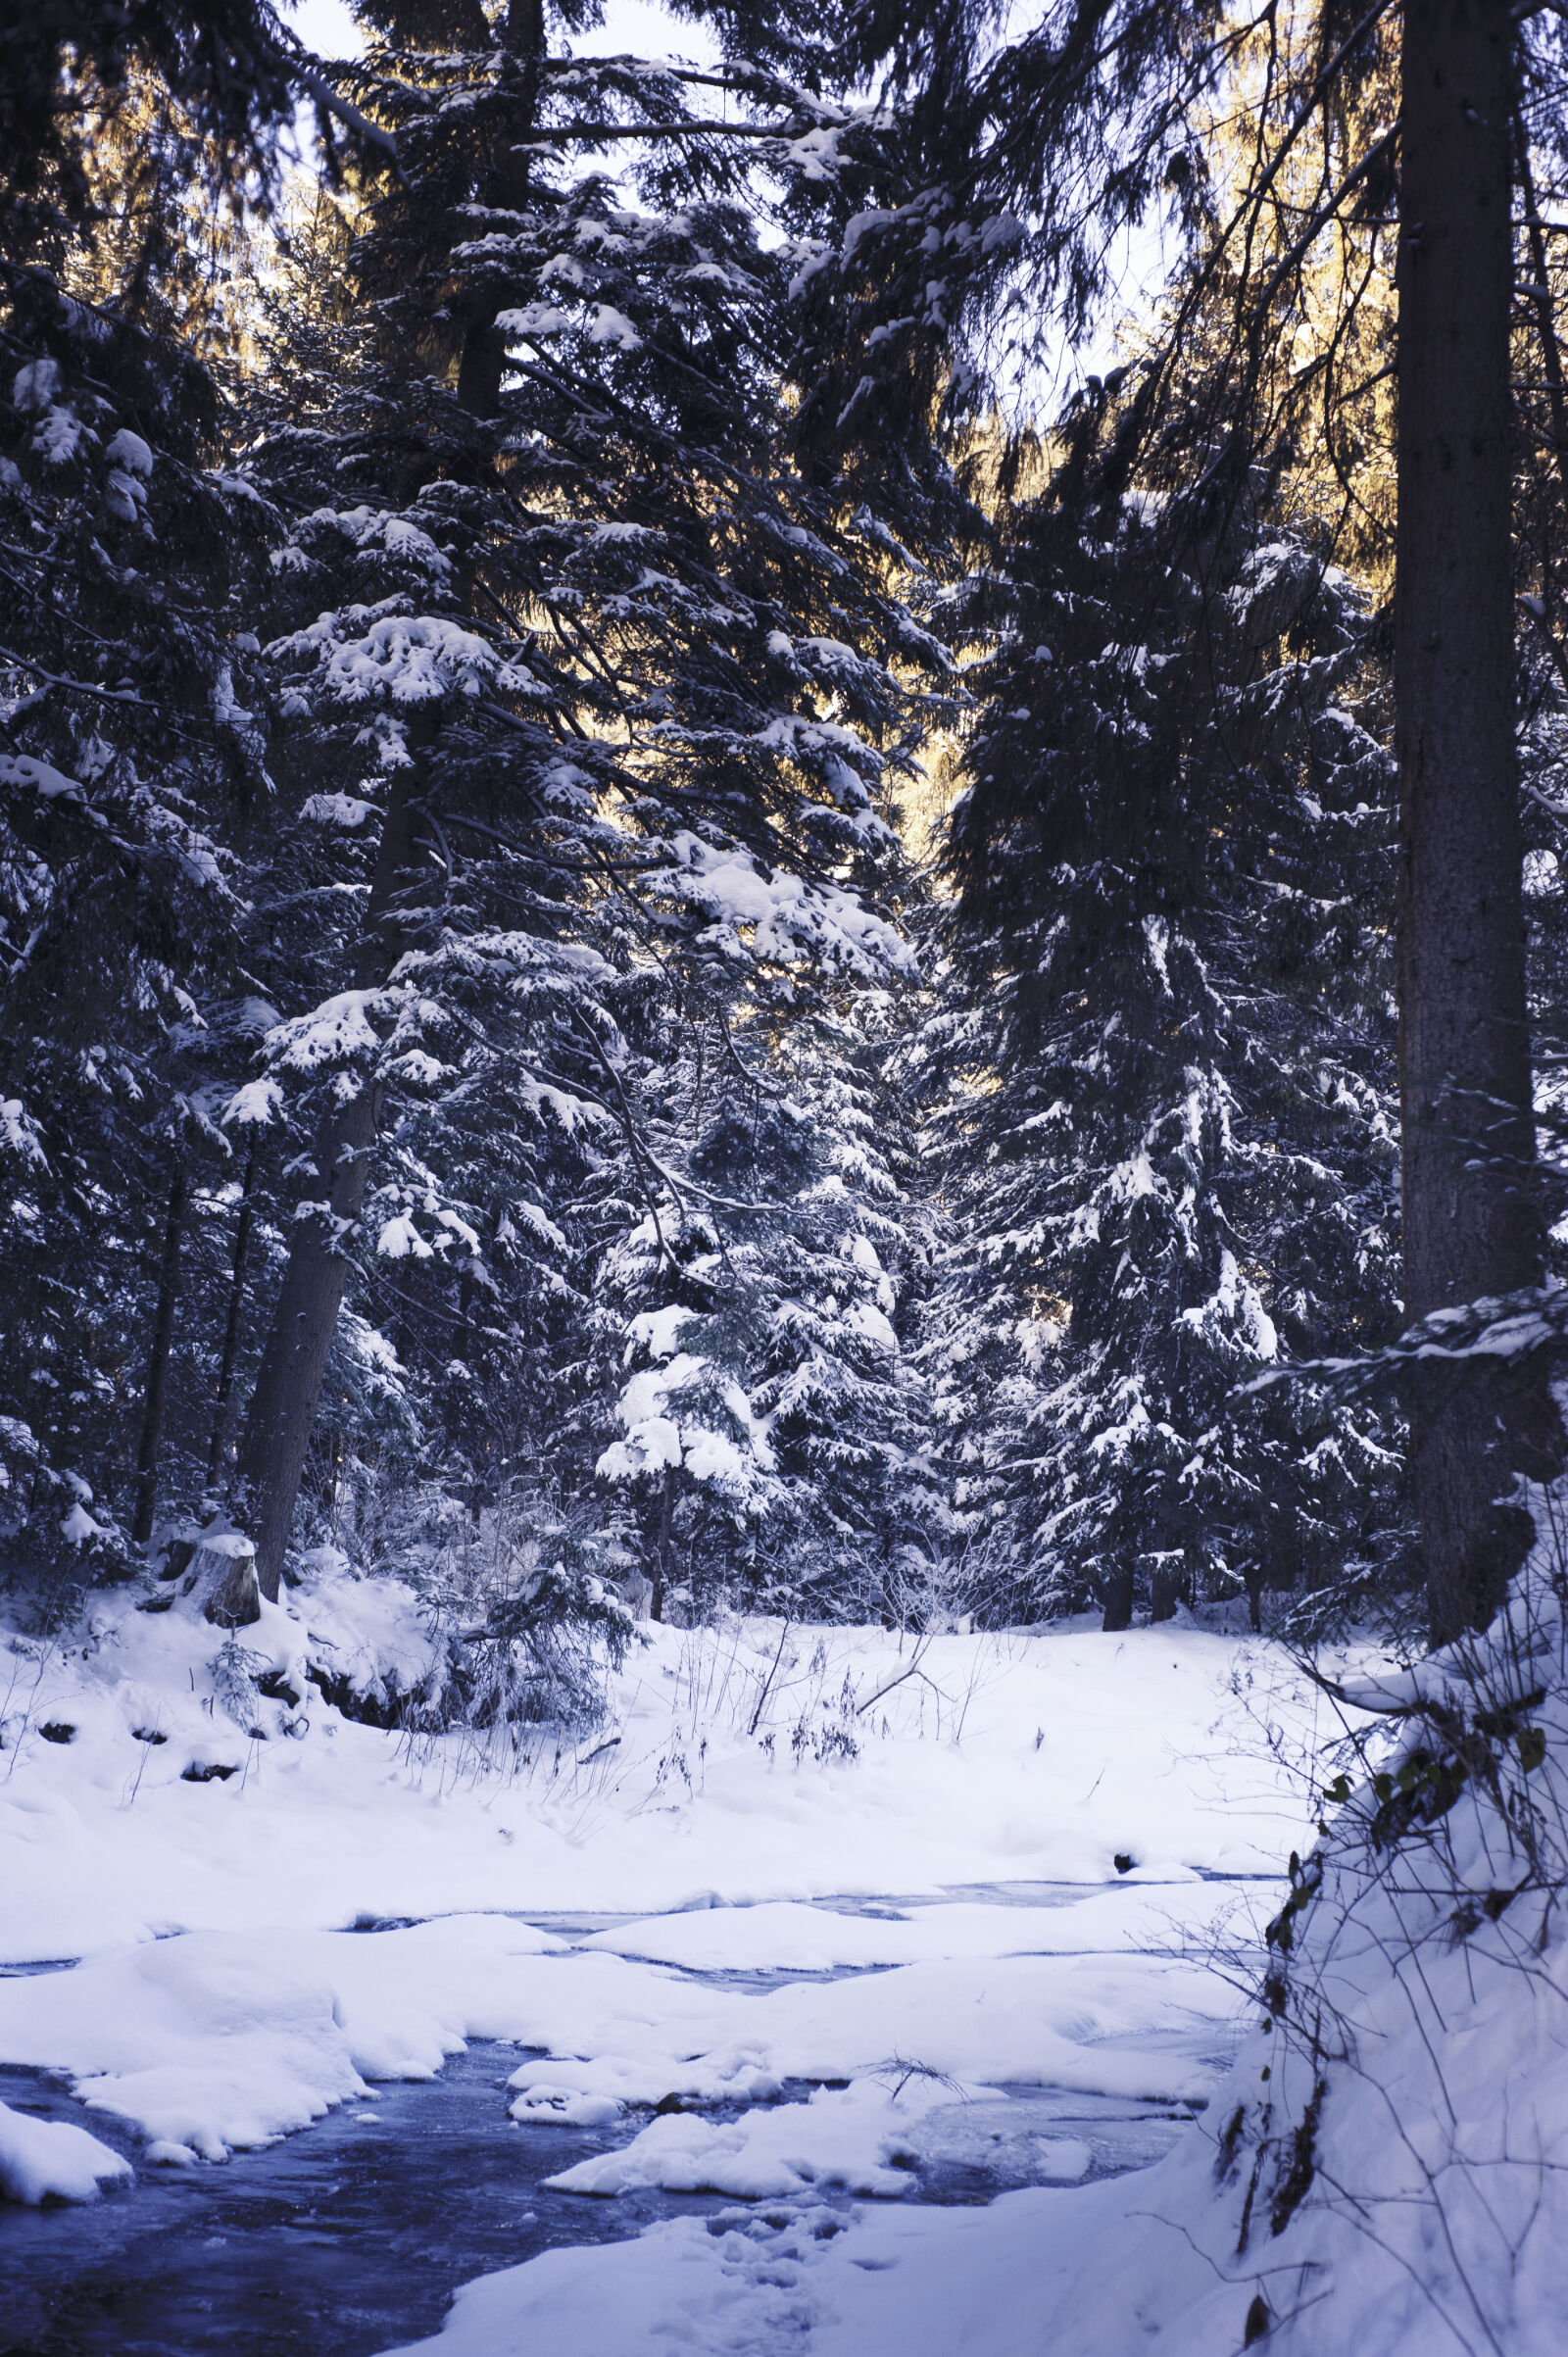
[6,0,1565,1717]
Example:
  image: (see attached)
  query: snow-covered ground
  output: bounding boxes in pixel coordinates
[0,1566,1337,2347]
[0,1565,1316,1958]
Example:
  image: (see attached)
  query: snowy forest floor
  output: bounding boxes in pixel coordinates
[0,1575,1348,2354]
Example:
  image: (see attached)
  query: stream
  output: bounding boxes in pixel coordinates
[0,1887,1242,2357]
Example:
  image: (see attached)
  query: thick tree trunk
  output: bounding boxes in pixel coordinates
[131,1164,187,1545]
[234,736,436,1598]
[1101,1558,1134,1634]
[1396,0,1561,1645]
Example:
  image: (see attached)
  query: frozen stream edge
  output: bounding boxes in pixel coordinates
[0,1880,1251,2357]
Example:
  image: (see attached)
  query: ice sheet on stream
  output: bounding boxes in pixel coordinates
[577,1887,1270,1972]
[535,2078,1169,2201]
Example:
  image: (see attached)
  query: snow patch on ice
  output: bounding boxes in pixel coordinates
[545,2076,970,2201]
[0,2095,130,2204]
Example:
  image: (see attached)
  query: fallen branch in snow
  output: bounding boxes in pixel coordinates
[855,1634,939,1718]
[869,2053,967,2103]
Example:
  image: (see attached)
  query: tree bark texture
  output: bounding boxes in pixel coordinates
[185,1536,262,1630]
[206,1145,258,1492]
[131,1163,187,1545]
[1396,0,1561,1645]
[1101,1560,1134,1634]
[456,0,546,418]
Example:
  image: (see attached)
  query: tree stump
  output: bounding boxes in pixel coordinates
[183,1535,262,1629]
[158,1535,198,1584]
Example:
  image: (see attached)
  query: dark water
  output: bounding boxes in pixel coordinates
[0,2047,731,2357]
[0,1891,1239,2357]
[0,2053,1204,2357]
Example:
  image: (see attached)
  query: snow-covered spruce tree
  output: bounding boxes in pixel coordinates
[922,441,1408,1633]
[0,12,395,1592]
[588,960,942,1621]
[0,208,277,1589]
[222,2,958,1600]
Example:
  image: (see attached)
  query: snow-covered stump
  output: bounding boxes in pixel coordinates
[183,1534,261,1630]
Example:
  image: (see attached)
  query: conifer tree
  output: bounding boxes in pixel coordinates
[0,230,271,1576]
[922,449,1408,1631]
[0,0,400,1584]
[590,967,941,1618]
[838,0,1564,1643]
[226,0,956,1596]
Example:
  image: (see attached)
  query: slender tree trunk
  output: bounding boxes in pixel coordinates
[1517,135,1568,495]
[456,0,546,417]
[1396,0,1561,1645]
[651,1463,675,1622]
[131,1163,188,1544]
[235,731,437,1598]
[206,1146,258,1494]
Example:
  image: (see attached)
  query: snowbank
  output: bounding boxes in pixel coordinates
[0,1576,1322,1963]
[1032,1554,1568,2357]
[0,1575,1359,2350]
[13,1547,1562,2355]
[0,1916,569,2157]
[377,2185,1132,2357]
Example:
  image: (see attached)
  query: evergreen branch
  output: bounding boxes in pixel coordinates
[0,647,150,710]
[548,122,805,143]
[287,57,401,167]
